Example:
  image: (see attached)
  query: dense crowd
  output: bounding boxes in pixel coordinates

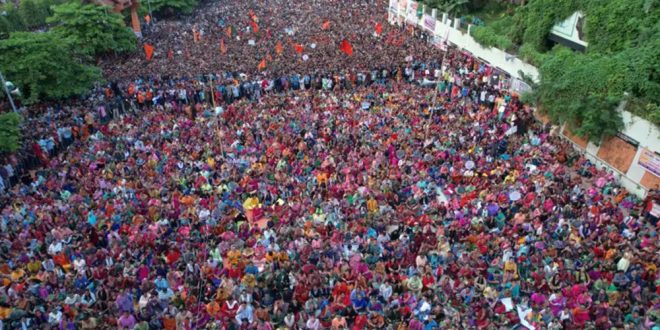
[1,0,659,329]
[100,0,439,80]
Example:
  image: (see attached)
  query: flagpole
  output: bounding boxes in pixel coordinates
[209,74,216,108]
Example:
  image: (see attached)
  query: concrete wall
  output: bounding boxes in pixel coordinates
[389,0,660,197]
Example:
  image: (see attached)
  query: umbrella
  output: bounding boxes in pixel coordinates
[465,160,475,170]
[509,190,521,201]
[487,204,499,216]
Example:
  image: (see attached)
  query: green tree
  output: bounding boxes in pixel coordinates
[48,1,136,56]
[0,32,101,103]
[19,0,49,29]
[534,47,629,141]
[0,112,22,153]
[1,0,64,38]
[148,0,198,17]
[1,3,25,37]
[423,0,470,16]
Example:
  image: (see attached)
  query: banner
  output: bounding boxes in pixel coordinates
[639,148,660,177]
[398,0,408,14]
[423,14,436,31]
[510,78,532,95]
[407,2,418,24]
[389,0,398,11]
[432,35,447,50]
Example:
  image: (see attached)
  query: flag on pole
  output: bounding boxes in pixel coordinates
[375,23,383,35]
[339,39,353,56]
[275,41,283,55]
[293,43,303,54]
[193,28,201,42]
[220,39,227,54]
[250,21,259,34]
[258,59,267,71]
[226,26,233,38]
[143,43,154,61]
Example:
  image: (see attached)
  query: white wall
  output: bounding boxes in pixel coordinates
[620,110,660,184]
[436,20,540,82]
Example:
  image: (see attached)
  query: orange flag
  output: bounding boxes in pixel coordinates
[144,15,151,25]
[226,26,233,38]
[220,39,227,54]
[275,41,283,55]
[143,43,154,61]
[193,28,201,42]
[321,20,331,30]
[250,21,259,34]
[375,23,383,35]
[339,39,353,56]
[257,59,267,71]
[294,43,303,54]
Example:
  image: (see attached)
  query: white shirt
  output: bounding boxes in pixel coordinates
[48,242,63,255]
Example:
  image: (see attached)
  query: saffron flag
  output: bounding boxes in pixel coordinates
[250,21,259,34]
[193,28,201,42]
[143,43,154,61]
[339,39,353,56]
[375,23,383,35]
[144,15,151,24]
[275,41,283,55]
[322,20,331,30]
[294,43,303,54]
[258,59,267,71]
[226,26,233,38]
[220,39,227,54]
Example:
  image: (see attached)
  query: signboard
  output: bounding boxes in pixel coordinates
[510,78,532,95]
[616,132,639,147]
[407,2,418,24]
[639,148,660,177]
[399,0,408,15]
[432,35,446,50]
[423,14,436,31]
[651,202,660,218]
[389,0,397,10]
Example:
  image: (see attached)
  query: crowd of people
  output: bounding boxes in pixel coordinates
[1,0,659,329]
[101,0,440,80]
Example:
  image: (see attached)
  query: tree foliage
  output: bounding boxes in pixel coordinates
[536,47,628,141]
[147,0,199,17]
[0,32,101,104]
[508,0,579,51]
[48,1,136,56]
[471,26,514,50]
[460,0,659,138]
[0,0,65,38]
[422,0,470,17]
[0,112,22,153]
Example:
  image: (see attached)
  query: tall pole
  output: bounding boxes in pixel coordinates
[0,71,18,113]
